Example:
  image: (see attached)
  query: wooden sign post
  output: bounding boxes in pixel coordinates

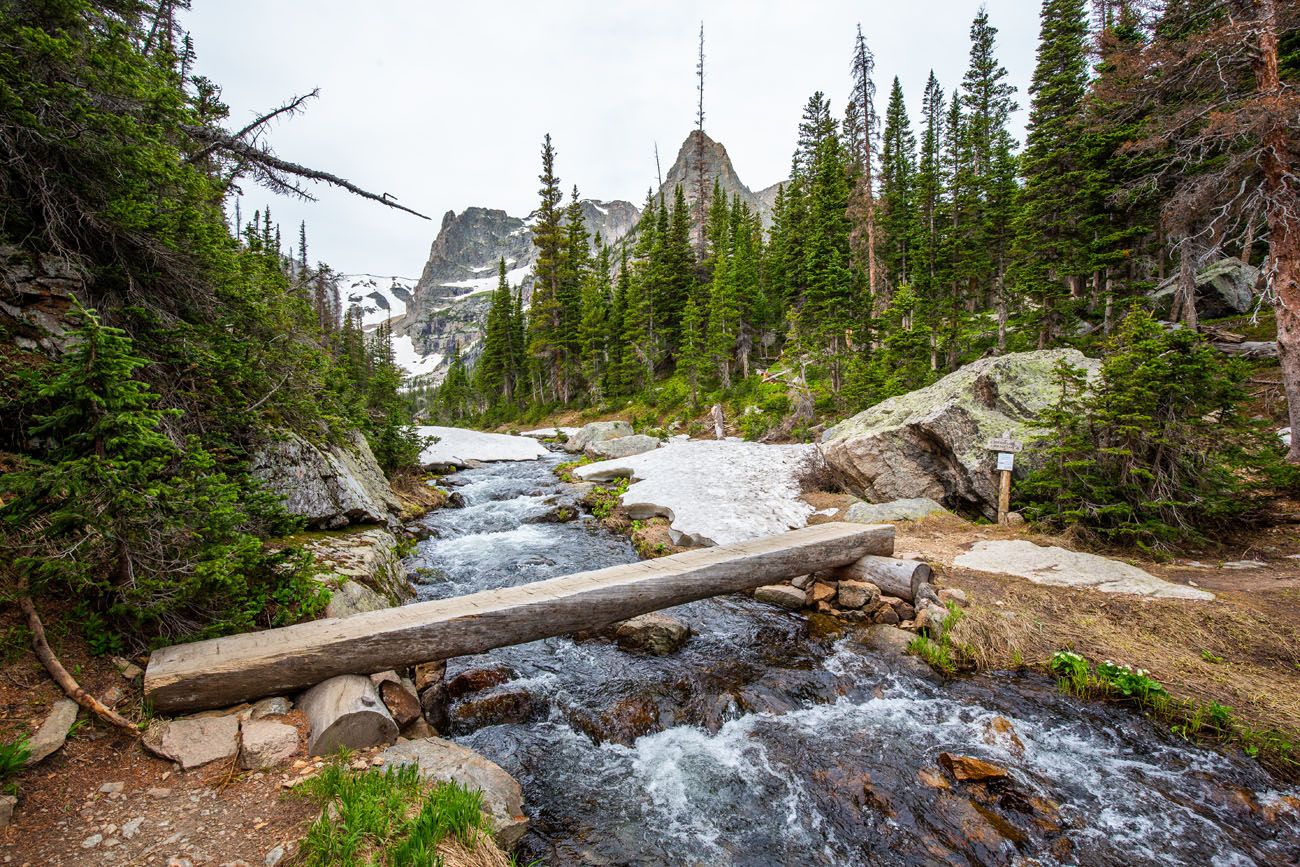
[985,430,1023,526]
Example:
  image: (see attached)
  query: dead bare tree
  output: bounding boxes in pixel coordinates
[1107,0,1299,457]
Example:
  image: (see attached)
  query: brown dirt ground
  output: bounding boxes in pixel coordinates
[803,494,1300,738]
[0,608,328,864]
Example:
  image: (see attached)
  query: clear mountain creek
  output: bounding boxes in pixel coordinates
[404,449,1299,866]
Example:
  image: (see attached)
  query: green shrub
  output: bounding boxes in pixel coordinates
[1020,308,1292,550]
[0,304,327,648]
[0,737,30,793]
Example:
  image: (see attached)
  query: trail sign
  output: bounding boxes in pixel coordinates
[996,452,1015,472]
[985,431,1023,454]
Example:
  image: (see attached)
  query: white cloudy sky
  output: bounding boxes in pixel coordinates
[184,1,1041,279]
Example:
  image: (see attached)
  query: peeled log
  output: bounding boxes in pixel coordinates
[833,556,931,602]
[299,674,398,756]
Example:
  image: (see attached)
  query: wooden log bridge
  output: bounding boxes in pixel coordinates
[145,522,894,713]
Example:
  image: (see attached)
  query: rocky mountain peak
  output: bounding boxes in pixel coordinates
[656,130,780,226]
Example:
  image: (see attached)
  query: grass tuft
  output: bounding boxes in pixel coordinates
[292,753,501,866]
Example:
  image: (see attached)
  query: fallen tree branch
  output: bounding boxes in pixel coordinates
[18,596,141,735]
[183,124,431,220]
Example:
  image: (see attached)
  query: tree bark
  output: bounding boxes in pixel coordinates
[1253,0,1300,462]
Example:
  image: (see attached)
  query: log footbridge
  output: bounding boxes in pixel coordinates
[145,522,898,713]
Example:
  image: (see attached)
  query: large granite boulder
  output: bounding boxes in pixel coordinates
[303,526,413,614]
[1150,257,1258,320]
[821,350,1100,519]
[381,737,529,849]
[564,420,634,454]
[846,497,949,524]
[251,429,399,529]
[585,434,660,460]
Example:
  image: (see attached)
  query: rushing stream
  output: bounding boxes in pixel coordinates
[406,451,1299,866]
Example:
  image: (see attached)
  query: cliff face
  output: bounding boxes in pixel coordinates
[390,131,782,383]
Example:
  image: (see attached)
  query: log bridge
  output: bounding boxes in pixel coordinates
[144,521,897,713]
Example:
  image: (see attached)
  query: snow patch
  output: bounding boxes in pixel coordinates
[418,426,549,464]
[574,440,819,546]
[392,335,442,378]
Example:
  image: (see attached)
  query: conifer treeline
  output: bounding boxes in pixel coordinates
[428,0,1298,430]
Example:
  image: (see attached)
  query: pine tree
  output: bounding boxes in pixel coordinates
[526,134,566,402]
[914,71,948,369]
[879,76,917,294]
[578,238,611,401]
[1012,0,1092,348]
[849,25,880,301]
[679,294,706,404]
[475,258,517,405]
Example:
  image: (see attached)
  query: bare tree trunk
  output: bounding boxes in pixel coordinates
[1172,246,1199,328]
[1254,0,1300,461]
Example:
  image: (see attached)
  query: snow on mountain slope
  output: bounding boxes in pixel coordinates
[344,274,417,328]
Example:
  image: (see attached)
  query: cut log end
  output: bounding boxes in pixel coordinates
[832,555,930,602]
[299,674,398,756]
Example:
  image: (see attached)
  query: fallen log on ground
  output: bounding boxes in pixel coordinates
[832,555,931,602]
[145,522,894,713]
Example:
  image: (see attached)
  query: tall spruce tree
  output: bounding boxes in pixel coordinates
[526,134,566,401]
[879,76,918,295]
[1012,0,1092,348]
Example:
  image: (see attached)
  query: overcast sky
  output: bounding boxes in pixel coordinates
[185,1,1041,280]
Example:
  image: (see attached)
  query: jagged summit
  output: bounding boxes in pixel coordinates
[655,130,780,225]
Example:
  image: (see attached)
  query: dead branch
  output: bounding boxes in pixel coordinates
[18,596,141,735]
[184,124,431,220]
[186,89,319,165]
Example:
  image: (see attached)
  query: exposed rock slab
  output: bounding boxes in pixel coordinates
[584,434,660,460]
[846,497,949,524]
[822,350,1100,519]
[304,526,412,615]
[418,426,547,465]
[563,420,633,454]
[954,540,1214,599]
[143,715,240,770]
[25,698,79,765]
[381,737,528,849]
[1151,256,1258,320]
[251,429,399,529]
[574,440,819,546]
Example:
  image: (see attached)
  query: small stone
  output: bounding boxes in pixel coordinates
[168,859,194,867]
[836,580,880,610]
[938,587,969,608]
[25,698,79,766]
[249,697,293,720]
[240,720,300,770]
[264,845,286,866]
[614,613,691,655]
[414,661,446,692]
[982,716,1025,757]
[81,833,103,849]
[0,794,15,832]
[1005,511,1026,526]
[791,574,814,591]
[102,838,121,848]
[220,861,252,867]
[99,781,125,795]
[938,752,1009,782]
[101,685,126,706]
[121,817,144,839]
[872,605,900,626]
[147,787,173,799]
[378,680,423,727]
[143,715,240,770]
[809,582,837,605]
[112,656,144,681]
[917,767,951,790]
[754,584,807,610]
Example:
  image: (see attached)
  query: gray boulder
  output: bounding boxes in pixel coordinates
[239,719,299,769]
[381,737,528,849]
[563,420,633,454]
[845,497,949,524]
[251,429,400,529]
[585,434,660,460]
[1151,257,1258,320]
[821,349,1100,519]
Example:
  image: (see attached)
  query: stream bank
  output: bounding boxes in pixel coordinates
[405,447,1300,866]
